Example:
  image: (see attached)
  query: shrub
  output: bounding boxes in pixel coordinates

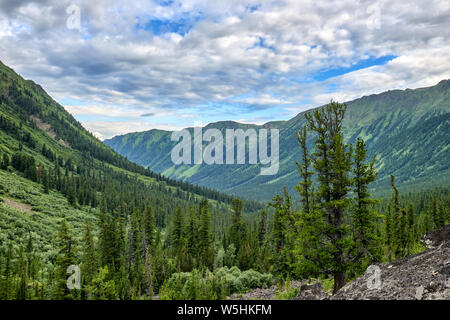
[159,267,274,300]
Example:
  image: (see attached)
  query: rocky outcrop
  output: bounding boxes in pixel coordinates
[332,224,450,300]
[229,280,328,300]
[292,282,328,300]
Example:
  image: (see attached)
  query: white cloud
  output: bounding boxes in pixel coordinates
[0,0,449,137]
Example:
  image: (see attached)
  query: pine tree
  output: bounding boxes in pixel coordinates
[16,246,28,300]
[385,202,394,262]
[406,203,417,245]
[229,198,247,254]
[269,187,295,276]
[186,206,198,269]
[303,101,352,293]
[170,207,185,257]
[1,153,9,170]
[0,243,14,300]
[388,175,411,259]
[295,126,313,213]
[430,197,445,229]
[52,220,77,300]
[42,168,50,194]
[144,247,154,299]
[142,206,155,249]
[351,138,382,272]
[151,230,166,293]
[257,210,267,247]
[81,221,97,299]
[197,200,214,268]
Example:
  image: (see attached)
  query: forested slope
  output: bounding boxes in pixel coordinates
[106,80,450,200]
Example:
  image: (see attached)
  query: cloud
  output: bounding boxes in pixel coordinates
[0,0,449,137]
[140,112,155,117]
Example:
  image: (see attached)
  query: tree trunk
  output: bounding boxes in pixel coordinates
[333,270,346,294]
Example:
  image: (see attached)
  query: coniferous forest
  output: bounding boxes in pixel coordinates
[0,59,448,300]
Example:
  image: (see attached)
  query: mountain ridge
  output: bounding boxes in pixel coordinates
[105,79,450,201]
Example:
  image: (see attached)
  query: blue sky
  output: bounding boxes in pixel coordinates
[0,0,449,139]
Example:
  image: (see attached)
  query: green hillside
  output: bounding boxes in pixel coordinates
[105,80,450,201]
[0,60,266,298]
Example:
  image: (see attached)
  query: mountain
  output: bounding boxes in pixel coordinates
[0,60,260,259]
[105,80,450,201]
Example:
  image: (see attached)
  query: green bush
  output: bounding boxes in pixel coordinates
[274,277,299,300]
[160,267,274,299]
[160,269,228,300]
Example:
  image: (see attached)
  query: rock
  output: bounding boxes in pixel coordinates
[229,280,327,300]
[415,286,424,300]
[332,224,450,300]
[293,282,327,300]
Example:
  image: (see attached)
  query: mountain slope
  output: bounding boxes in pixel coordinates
[0,60,261,258]
[105,80,450,201]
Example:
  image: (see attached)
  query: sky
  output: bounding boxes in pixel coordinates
[0,0,449,140]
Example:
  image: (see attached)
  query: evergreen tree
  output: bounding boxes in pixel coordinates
[257,210,267,247]
[388,175,412,259]
[197,200,214,268]
[1,153,9,170]
[351,138,382,272]
[42,168,50,194]
[15,246,28,300]
[229,199,247,254]
[269,187,295,276]
[0,243,14,300]
[385,202,394,262]
[170,207,185,257]
[52,220,77,300]
[142,206,155,249]
[304,101,353,293]
[295,126,313,213]
[186,206,198,269]
[81,221,97,298]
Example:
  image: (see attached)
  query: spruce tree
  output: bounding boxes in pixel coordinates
[16,246,27,300]
[0,243,14,300]
[385,202,394,262]
[1,153,9,170]
[295,126,313,213]
[229,199,247,254]
[198,200,214,268]
[170,207,185,258]
[257,210,267,247]
[142,205,155,249]
[269,187,295,277]
[81,221,97,298]
[351,138,382,271]
[52,220,77,300]
[42,168,50,194]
